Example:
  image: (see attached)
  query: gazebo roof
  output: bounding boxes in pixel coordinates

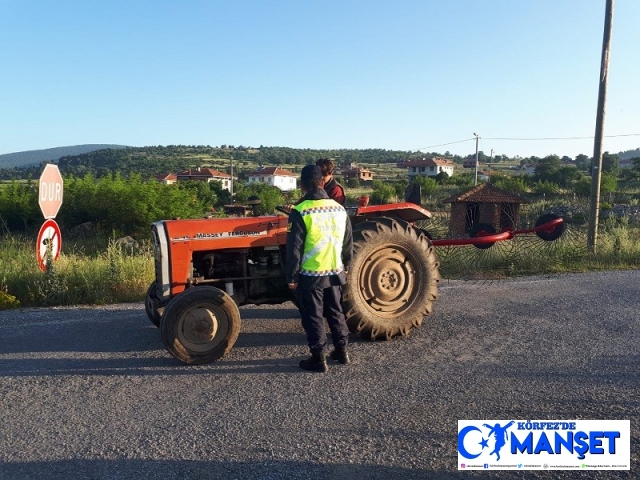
[443,183,528,204]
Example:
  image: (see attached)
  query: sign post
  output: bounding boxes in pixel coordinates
[37,164,64,270]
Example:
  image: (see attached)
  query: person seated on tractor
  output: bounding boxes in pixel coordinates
[284,158,346,212]
[315,158,345,205]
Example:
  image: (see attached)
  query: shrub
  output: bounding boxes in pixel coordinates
[0,290,20,310]
[533,180,560,195]
[370,181,397,204]
[492,175,530,193]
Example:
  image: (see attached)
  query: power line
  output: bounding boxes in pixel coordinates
[418,138,474,150]
[486,136,593,141]
[485,133,640,141]
[418,132,640,151]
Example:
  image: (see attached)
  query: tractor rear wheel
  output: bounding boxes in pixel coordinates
[145,282,164,328]
[160,286,241,364]
[342,217,440,340]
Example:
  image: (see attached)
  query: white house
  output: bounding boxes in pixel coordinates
[177,167,232,191]
[247,167,297,191]
[406,157,455,179]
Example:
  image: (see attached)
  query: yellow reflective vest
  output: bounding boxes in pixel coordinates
[293,199,348,276]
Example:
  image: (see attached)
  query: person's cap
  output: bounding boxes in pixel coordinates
[300,164,322,185]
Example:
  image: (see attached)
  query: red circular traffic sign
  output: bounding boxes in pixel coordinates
[36,219,62,272]
[39,164,64,219]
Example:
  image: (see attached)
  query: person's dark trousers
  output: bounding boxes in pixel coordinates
[297,284,349,356]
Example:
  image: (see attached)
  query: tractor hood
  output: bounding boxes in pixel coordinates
[161,215,289,249]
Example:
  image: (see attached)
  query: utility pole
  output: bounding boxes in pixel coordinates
[587,0,614,254]
[488,149,494,183]
[473,133,480,186]
[230,157,234,199]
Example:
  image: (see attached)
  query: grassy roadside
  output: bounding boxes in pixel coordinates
[0,236,154,309]
[1,220,639,309]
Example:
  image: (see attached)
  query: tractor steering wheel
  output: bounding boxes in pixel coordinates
[275,205,291,215]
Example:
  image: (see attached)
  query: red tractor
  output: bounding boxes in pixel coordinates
[147,190,564,365]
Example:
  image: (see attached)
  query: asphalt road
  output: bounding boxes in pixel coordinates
[0,271,637,479]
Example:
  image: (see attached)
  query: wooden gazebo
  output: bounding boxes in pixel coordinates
[443,183,528,236]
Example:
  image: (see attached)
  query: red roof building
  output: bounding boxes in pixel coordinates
[176,167,232,191]
[406,157,455,179]
[247,167,297,191]
[154,173,177,185]
[342,167,374,181]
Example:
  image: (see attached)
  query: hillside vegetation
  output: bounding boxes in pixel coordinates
[1,145,423,180]
[3,144,640,179]
[0,144,128,169]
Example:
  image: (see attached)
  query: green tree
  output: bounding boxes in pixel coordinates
[600,173,618,195]
[602,152,620,177]
[370,180,397,204]
[450,172,474,187]
[434,171,450,184]
[575,173,617,197]
[625,156,640,180]
[0,182,40,232]
[492,175,530,193]
[575,154,590,171]
[533,180,560,195]
[55,174,212,237]
[534,155,561,183]
[411,176,439,195]
[556,165,583,188]
[234,182,285,215]
[345,177,360,189]
[574,177,592,196]
[393,180,409,200]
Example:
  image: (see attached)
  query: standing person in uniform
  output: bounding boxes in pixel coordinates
[315,158,346,205]
[286,164,353,372]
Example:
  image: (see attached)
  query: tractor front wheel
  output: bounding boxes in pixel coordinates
[160,286,241,364]
[342,218,440,340]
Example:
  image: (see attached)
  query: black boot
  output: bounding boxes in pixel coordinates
[299,353,328,373]
[330,347,350,365]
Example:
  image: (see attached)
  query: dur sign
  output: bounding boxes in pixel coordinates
[38,164,64,219]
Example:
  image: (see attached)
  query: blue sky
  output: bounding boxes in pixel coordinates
[1,0,638,159]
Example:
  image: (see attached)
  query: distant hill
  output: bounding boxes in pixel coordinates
[1,145,424,180]
[4,144,638,180]
[0,144,129,168]
[50,145,418,179]
[618,148,640,160]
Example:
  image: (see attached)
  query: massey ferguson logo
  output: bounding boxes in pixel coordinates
[191,230,268,240]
